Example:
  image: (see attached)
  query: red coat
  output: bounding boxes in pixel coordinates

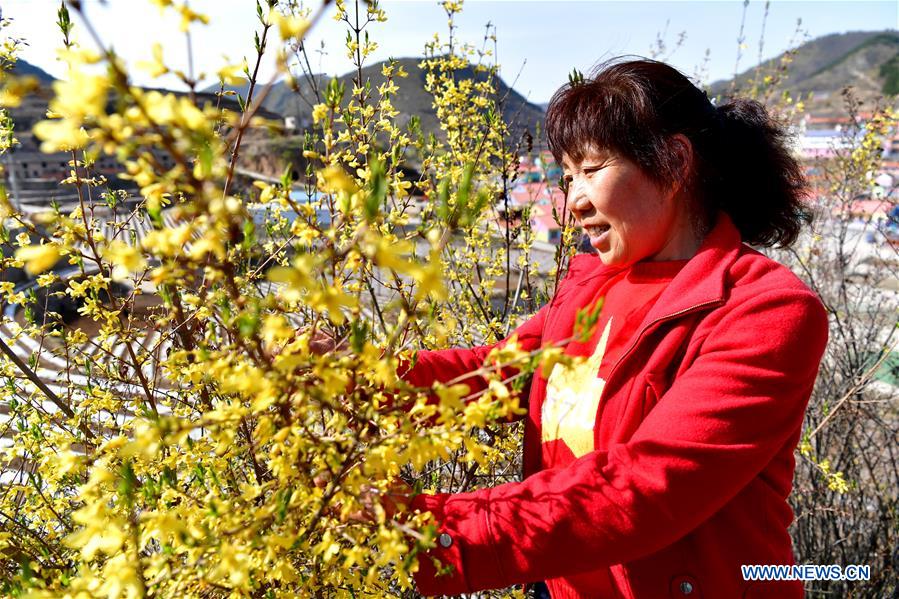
[406,213,829,598]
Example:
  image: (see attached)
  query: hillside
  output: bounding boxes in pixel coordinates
[11,59,55,84]
[710,30,899,110]
[2,61,283,188]
[207,56,545,144]
[5,60,273,141]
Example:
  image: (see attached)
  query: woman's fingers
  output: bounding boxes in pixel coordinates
[316,475,412,524]
[304,326,348,355]
[308,329,339,355]
[266,326,346,360]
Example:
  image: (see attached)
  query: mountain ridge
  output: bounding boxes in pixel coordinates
[11,27,899,139]
[203,56,545,143]
[709,29,899,106]
[11,59,55,84]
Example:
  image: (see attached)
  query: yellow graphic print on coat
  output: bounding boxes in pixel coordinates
[542,318,613,458]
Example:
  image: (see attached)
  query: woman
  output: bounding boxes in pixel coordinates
[398,59,829,598]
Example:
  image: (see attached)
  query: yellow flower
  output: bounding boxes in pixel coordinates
[32,119,91,152]
[0,75,38,108]
[53,447,85,477]
[15,244,61,275]
[66,501,126,560]
[254,181,276,204]
[100,553,144,599]
[267,254,315,299]
[142,224,192,256]
[312,103,330,124]
[217,60,245,85]
[176,3,209,31]
[0,189,13,219]
[188,233,225,260]
[50,69,110,120]
[35,272,60,287]
[137,43,168,78]
[310,285,357,325]
[317,165,358,195]
[411,260,447,301]
[102,240,146,281]
[261,314,293,346]
[290,219,320,244]
[55,45,103,67]
[269,11,310,40]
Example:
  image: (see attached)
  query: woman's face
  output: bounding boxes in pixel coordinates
[561,147,700,267]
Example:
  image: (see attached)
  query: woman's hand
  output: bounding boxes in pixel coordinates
[314,473,412,523]
[308,327,345,355]
[355,478,413,522]
[264,326,346,361]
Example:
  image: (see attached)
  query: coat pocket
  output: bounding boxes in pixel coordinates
[614,371,673,440]
[642,371,668,418]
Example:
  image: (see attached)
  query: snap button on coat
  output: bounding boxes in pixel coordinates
[669,575,701,598]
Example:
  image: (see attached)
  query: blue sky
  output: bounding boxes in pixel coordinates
[4,0,898,102]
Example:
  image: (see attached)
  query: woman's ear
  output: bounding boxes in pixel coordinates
[669,133,694,192]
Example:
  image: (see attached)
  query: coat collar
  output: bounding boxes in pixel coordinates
[563,212,744,328]
[597,212,745,384]
[640,211,743,326]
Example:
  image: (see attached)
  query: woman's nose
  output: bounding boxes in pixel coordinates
[569,184,591,214]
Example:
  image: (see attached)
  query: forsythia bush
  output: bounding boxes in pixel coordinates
[0,1,564,596]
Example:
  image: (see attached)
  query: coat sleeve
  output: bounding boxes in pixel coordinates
[399,300,550,393]
[410,288,829,595]
[400,254,600,393]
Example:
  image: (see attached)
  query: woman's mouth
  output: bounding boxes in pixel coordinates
[584,224,611,244]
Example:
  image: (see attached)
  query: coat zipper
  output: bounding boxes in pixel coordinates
[604,298,726,385]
